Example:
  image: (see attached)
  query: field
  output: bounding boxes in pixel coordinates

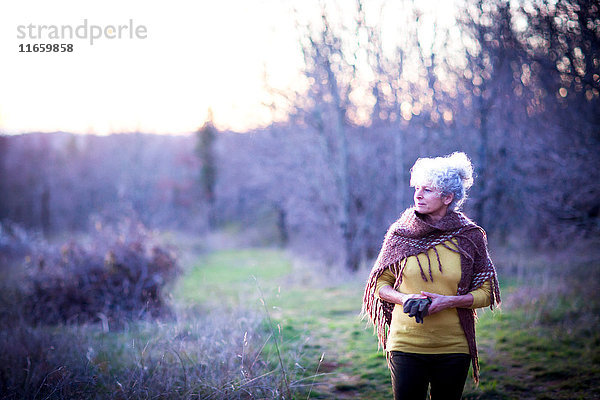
[1,236,599,399]
[176,246,600,399]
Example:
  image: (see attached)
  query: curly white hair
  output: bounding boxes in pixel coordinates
[409,152,474,211]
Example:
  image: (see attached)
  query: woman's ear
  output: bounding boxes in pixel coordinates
[443,193,454,206]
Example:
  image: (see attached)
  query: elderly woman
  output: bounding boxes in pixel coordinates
[362,152,500,400]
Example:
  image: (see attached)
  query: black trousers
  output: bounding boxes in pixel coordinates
[388,351,471,400]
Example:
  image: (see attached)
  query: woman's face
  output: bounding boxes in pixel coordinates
[413,183,453,220]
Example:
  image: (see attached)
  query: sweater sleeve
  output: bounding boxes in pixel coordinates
[375,268,396,299]
[469,279,491,309]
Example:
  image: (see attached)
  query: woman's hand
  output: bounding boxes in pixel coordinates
[420,291,474,315]
[420,292,451,315]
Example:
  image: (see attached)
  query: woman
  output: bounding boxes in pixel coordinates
[362,152,500,400]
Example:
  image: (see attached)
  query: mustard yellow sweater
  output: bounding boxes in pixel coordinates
[375,240,491,354]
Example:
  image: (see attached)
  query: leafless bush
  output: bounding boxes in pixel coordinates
[21,219,180,328]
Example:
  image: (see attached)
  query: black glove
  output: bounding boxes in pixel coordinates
[402,298,416,314]
[416,298,431,323]
[402,298,432,324]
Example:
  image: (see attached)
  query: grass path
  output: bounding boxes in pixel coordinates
[177,247,600,399]
[176,248,391,398]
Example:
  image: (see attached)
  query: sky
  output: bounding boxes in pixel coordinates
[0,0,458,135]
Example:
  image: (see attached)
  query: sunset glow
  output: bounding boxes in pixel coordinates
[0,0,457,135]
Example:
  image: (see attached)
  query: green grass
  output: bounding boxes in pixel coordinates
[177,248,391,399]
[274,282,392,399]
[176,248,292,306]
[463,295,600,399]
[177,247,600,399]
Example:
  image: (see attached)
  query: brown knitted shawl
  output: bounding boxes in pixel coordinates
[361,207,501,383]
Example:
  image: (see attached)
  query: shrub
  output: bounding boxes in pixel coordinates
[22,219,180,328]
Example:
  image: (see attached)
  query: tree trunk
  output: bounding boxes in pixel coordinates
[324,58,355,270]
[394,130,406,215]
